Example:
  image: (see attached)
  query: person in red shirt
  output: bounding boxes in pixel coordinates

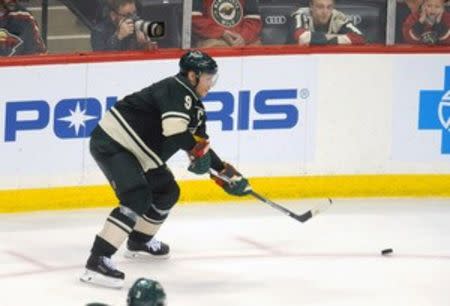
[0,0,46,56]
[403,0,450,45]
[192,0,262,48]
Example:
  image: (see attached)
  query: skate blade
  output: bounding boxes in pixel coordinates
[123,249,170,260]
[80,269,124,289]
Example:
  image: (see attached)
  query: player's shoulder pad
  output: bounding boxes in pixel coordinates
[166,76,199,112]
[172,76,199,102]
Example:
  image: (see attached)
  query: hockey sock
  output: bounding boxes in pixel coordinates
[128,214,166,243]
[91,207,136,257]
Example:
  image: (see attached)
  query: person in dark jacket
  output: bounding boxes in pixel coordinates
[91,0,157,51]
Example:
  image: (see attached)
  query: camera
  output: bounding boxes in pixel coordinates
[134,19,165,38]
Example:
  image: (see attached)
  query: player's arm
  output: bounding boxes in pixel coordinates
[193,121,223,172]
[161,112,211,174]
[194,116,251,196]
[158,89,210,174]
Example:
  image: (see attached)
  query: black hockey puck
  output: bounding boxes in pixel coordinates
[381,248,393,255]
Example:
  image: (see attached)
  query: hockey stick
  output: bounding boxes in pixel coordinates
[250,191,332,223]
[210,170,333,223]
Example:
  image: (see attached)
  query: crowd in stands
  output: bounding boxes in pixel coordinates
[1,0,449,57]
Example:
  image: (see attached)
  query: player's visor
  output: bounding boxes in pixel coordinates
[200,72,219,87]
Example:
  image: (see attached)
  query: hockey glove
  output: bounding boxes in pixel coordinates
[211,163,252,196]
[187,139,211,175]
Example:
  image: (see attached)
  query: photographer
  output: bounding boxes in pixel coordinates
[91,0,159,51]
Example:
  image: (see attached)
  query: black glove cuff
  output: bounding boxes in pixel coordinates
[210,149,225,172]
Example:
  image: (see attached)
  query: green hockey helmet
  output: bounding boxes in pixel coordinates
[127,278,166,306]
[179,50,218,76]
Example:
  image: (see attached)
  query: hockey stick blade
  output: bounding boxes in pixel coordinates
[209,170,332,223]
[251,191,332,223]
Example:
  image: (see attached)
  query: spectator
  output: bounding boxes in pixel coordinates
[0,0,46,56]
[395,0,424,42]
[291,0,365,46]
[192,0,262,48]
[91,0,157,51]
[403,0,450,45]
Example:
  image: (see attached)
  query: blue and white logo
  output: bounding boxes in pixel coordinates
[54,99,100,139]
[4,97,110,142]
[418,66,450,154]
[3,89,302,142]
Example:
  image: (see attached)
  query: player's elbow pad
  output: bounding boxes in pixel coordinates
[161,117,189,137]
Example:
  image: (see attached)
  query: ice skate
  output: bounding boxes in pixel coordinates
[124,238,170,259]
[80,255,124,288]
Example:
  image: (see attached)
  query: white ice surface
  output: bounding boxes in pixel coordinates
[1,198,450,306]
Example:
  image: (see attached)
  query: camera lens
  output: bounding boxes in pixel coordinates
[148,22,165,37]
[134,20,165,38]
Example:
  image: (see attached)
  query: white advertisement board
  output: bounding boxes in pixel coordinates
[2,53,450,192]
[0,55,318,189]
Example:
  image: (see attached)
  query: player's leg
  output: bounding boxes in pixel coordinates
[80,128,152,288]
[125,166,180,259]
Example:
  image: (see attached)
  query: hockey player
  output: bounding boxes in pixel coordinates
[291,0,365,46]
[80,50,251,288]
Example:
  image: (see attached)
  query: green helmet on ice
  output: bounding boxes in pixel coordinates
[127,277,166,306]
